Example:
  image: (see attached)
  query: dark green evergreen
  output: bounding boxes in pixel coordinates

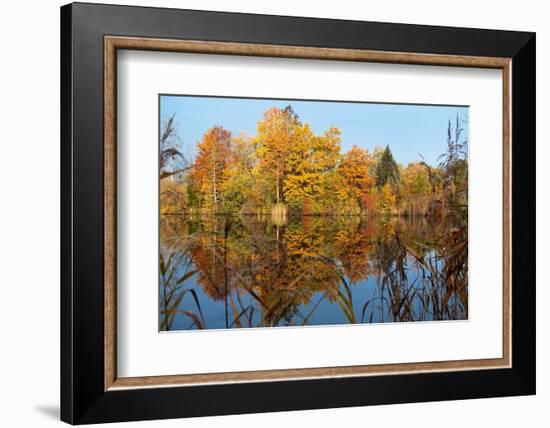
[375,145,400,188]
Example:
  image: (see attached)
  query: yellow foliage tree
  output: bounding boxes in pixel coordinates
[221,133,257,212]
[400,162,432,215]
[160,180,188,214]
[254,107,297,205]
[377,183,397,212]
[283,124,341,211]
[401,162,431,195]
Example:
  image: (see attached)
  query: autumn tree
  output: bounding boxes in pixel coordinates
[377,183,397,212]
[375,145,400,188]
[338,145,375,211]
[399,162,432,216]
[284,124,341,211]
[254,107,298,205]
[401,162,431,196]
[221,133,258,212]
[190,126,233,211]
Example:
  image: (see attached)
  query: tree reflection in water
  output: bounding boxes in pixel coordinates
[159,212,468,331]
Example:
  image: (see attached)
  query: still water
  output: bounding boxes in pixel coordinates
[159,213,468,331]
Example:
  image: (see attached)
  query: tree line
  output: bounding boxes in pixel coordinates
[160,105,468,217]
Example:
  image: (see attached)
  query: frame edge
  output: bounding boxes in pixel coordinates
[510,32,536,394]
[63,3,536,423]
[104,35,513,390]
[60,2,74,425]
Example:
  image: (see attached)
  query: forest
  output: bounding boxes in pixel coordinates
[159,106,468,219]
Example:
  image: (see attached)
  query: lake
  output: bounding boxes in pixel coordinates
[159,212,468,331]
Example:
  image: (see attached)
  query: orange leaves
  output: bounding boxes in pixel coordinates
[338,145,375,204]
[191,126,232,182]
[190,126,232,210]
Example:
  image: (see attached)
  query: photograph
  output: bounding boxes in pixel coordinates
[159,95,469,331]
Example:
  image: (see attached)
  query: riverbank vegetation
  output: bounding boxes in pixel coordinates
[160,106,468,218]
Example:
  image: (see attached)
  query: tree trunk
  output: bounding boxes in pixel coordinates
[212,147,217,211]
[276,163,280,204]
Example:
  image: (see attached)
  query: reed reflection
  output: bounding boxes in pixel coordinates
[159,211,467,331]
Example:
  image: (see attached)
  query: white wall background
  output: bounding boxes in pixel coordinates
[0,0,545,427]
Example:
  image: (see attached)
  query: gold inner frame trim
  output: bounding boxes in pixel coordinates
[104,35,512,391]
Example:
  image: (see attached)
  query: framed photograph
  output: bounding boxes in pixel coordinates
[61,2,535,424]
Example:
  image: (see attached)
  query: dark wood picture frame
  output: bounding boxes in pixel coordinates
[61,2,535,424]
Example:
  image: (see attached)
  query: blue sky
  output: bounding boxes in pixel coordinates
[160,95,468,166]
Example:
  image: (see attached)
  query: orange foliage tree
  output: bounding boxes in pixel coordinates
[190,126,233,211]
[337,145,375,212]
[254,107,297,205]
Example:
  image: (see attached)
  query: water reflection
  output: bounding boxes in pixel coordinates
[160,213,468,331]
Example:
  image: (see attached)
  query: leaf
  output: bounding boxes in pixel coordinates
[175,270,197,285]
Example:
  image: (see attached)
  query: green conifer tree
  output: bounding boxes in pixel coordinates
[375,145,400,188]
